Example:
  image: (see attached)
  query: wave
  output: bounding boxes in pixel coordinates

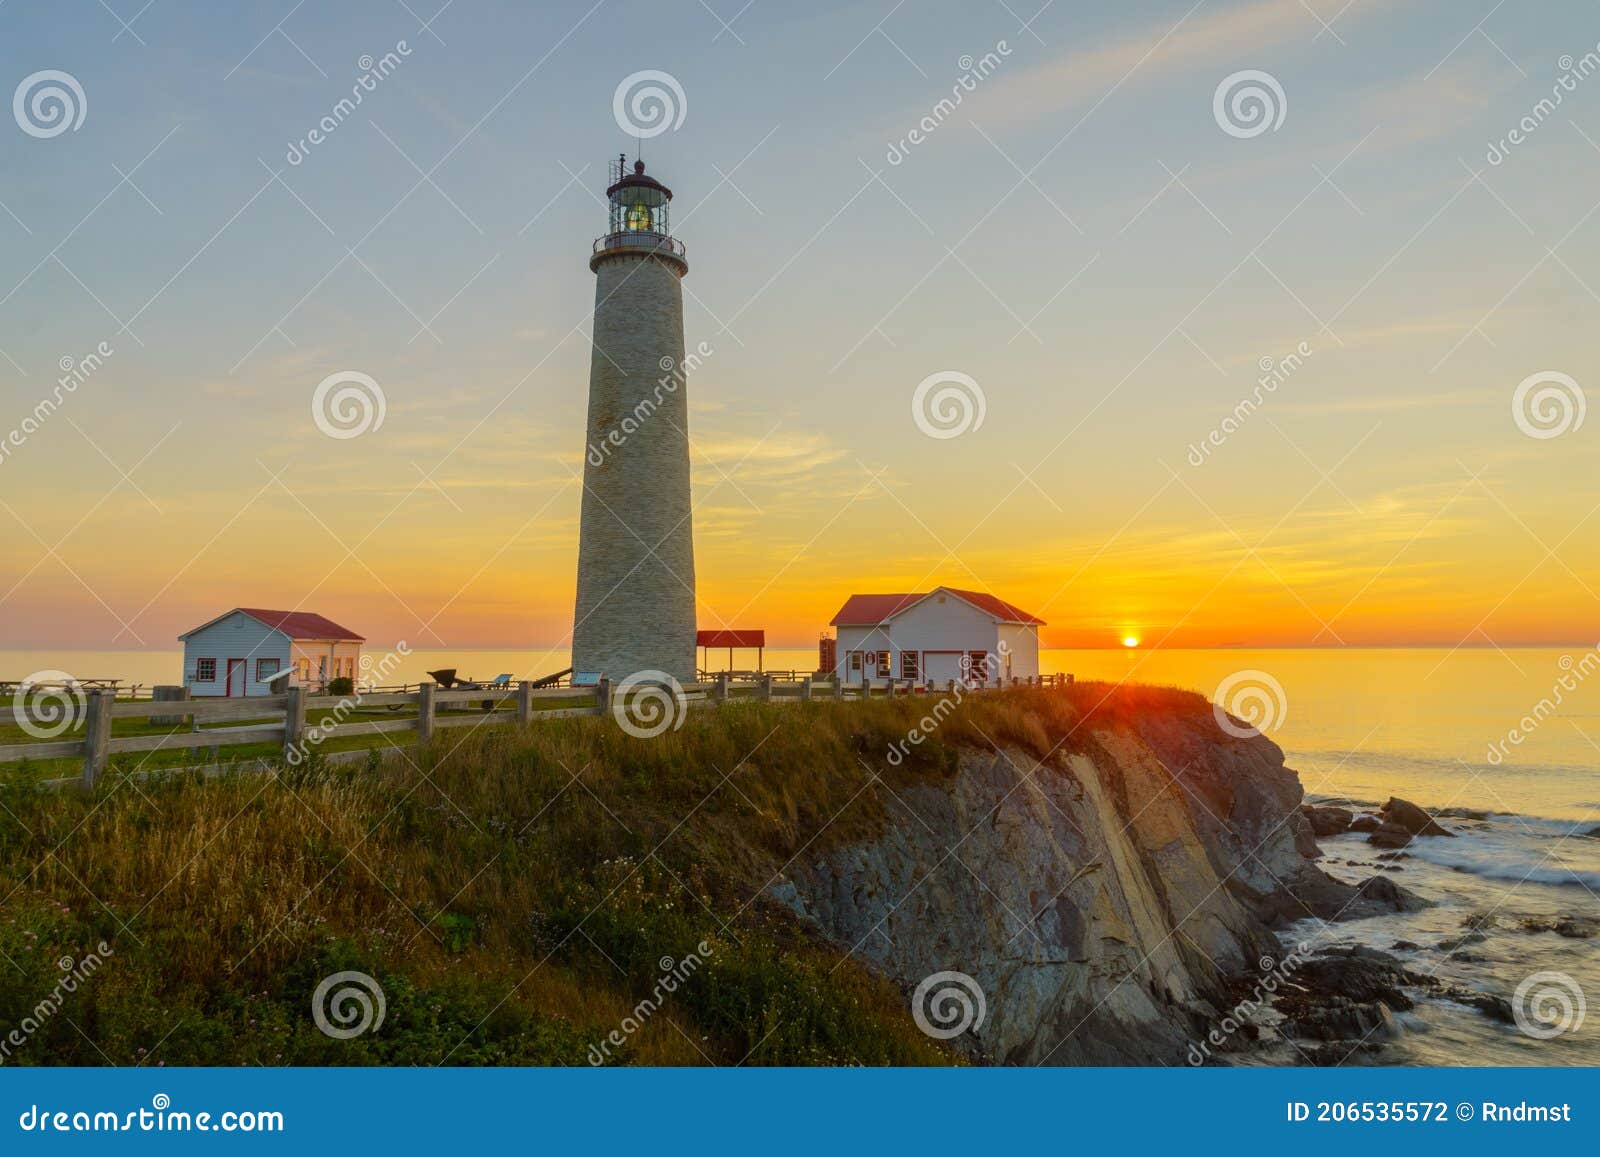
[1402,825,1600,889]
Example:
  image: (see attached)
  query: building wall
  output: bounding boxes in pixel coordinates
[572,250,697,682]
[182,613,291,697]
[996,623,1041,680]
[289,640,364,689]
[834,624,893,683]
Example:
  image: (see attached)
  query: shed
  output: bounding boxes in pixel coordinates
[696,628,765,673]
[178,608,365,697]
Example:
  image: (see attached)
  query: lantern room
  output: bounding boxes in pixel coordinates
[592,155,687,273]
[608,155,672,236]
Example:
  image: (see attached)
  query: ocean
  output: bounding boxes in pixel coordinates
[5,645,1596,1065]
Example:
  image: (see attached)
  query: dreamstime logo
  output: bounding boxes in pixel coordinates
[285,642,412,766]
[1213,69,1286,138]
[1512,970,1585,1040]
[1512,371,1585,439]
[1187,340,1313,466]
[1212,669,1287,738]
[311,970,386,1039]
[13,70,87,138]
[312,370,386,439]
[611,670,688,738]
[1487,45,1600,165]
[0,341,113,469]
[285,41,413,165]
[1486,647,1600,765]
[0,941,113,1065]
[1188,941,1311,1065]
[587,340,713,468]
[885,41,1012,165]
[586,940,714,1065]
[911,970,985,1040]
[613,70,686,138]
[912,370,986,439]
[11,670,86,740]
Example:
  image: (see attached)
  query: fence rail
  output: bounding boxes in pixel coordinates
[1,672,1074,790]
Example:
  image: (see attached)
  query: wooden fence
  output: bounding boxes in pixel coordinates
[1,672,1074,791]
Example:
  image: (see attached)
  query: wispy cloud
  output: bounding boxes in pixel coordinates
[962,0,1386,131]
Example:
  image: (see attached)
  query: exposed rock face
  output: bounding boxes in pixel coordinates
[1301,805,1353,838]
[784,709,1417,1065]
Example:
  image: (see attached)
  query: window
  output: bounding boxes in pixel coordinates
[849,652,862,671]
[256,658,280,682]
[876,650,893,677]
[295,658,310,682]
[964,651,988,682]
[901,651,920,680]
[194,658,216,682]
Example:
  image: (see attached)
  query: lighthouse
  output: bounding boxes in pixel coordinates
[572,156,698,682]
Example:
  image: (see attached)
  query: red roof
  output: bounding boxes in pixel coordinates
[828,587,1044,627]
[829,593,921,626]
[938,588,1046,625]
[181,608,364,641]
[696,629,765,648]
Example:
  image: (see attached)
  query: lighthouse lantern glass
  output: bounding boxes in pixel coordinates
[606,161,672,238]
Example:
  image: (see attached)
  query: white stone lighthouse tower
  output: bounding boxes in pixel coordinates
[572,156,697,681]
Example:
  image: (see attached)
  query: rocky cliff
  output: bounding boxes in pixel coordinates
[774,703,1410,1065]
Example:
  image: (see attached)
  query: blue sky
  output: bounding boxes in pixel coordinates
[2,0,1597,650]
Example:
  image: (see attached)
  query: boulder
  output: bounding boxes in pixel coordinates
[1354,875,1419,911]
[1300,805,1353,838]
[1349,814,1381,833]
[1458,992,1514,1024]
[1381,796,1455,837]
[1367,822,1413,849]
[1519,916,1598,939]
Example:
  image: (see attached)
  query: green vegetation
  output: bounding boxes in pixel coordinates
[0,682,1210,1065]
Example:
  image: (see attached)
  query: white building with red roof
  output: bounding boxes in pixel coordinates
[178,608,365,697]
[826,586,1044,687]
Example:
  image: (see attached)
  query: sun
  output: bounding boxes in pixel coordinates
[1122,635,1140,648]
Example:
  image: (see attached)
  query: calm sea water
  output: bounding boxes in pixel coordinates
[7,645,1595,1065]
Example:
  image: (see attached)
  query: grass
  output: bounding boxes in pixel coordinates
[0,681,1213,1066]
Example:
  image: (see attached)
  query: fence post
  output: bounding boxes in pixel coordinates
[760,673,774,701]
[517,680,533,725]
[801,677,813,702]
[283,684,306,760]
[417,682,436,741]
[80,689,112,791]
[715,672,730,704]
[595,677,612,718]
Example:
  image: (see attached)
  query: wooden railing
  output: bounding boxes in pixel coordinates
[1,673,1074,790]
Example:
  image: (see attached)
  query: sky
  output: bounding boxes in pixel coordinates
[1,0,1597,653]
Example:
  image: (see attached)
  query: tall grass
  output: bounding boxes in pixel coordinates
[0,682,1209,1065]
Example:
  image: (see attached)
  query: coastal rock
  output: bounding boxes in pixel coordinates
[1293,947,1417,1010]
[1284,999,1402,1043]
[1301,805,1353,838]
[1349,815,1381,834]
[1457,992,1515,1024]
[1367,822,1413,849]
[787,705,1401,1065]
[1519,916,1598,939]
[1381,796,1455,837]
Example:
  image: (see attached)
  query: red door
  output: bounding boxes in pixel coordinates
[226,658,246,697]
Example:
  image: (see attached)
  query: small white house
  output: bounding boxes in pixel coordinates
[827,586,1044,686]
[178,608,365,697]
